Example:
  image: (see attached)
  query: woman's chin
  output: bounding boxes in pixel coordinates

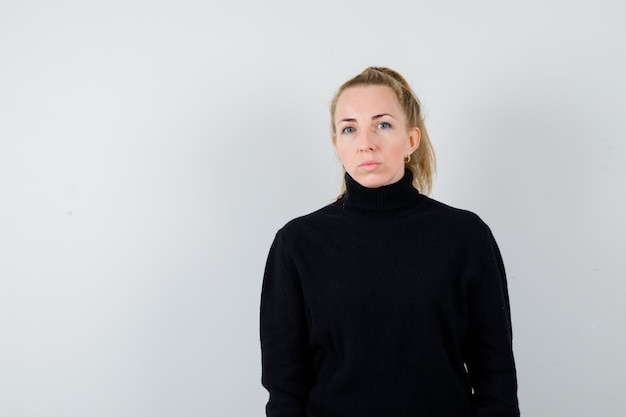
[352,174,389,189]
[351,170,404,188]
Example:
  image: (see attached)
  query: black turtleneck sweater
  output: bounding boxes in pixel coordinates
[260,171,519,417]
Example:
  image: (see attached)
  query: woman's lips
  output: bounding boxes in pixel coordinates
[359,161,381,171]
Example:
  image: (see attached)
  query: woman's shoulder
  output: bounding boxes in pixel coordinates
[417,195,492,234]
[275,201,342,237]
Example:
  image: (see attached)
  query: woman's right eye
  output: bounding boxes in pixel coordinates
[341,126,355,134]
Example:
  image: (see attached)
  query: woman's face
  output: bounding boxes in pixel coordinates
[333,85,420,188]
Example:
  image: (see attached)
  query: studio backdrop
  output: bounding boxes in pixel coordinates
[1,0,625,416]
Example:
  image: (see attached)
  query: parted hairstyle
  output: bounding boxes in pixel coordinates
[330,67,436,196]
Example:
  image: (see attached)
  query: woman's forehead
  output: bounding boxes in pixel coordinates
[335,86,403,118]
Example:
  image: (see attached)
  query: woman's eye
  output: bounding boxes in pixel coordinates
[378,122,391,129]
[341,126,355,134]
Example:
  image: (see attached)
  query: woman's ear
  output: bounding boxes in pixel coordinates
[408,127,421,153]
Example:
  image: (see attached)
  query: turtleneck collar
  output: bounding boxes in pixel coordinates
[340,169,421,215]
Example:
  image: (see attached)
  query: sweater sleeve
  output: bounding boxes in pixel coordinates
[260,231,313,417]
[464,225,520,417]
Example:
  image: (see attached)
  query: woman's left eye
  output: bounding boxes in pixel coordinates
[377,122,391,129]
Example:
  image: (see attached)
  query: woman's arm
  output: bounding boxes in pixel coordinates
[464,225,520,417]
[260,232,314,417]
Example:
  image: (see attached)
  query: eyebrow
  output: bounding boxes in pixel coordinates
[372,113,395,120]
[338,114,396,123]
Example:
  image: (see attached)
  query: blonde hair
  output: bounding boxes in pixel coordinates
[330,67,436,196]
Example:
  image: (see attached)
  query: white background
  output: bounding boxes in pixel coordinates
[1,0,625,415]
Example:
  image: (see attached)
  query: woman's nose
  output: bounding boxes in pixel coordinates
[358,129,376,151]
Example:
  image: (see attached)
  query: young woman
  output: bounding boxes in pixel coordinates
[260,67,520,417]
